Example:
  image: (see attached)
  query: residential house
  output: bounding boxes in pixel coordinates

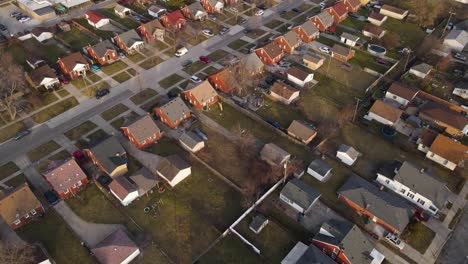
[409,63,432,79]
[282,242,335,264]
[260,143,291,167]
[121,115,161,149]
[368,12,387,26]
[376,161,451,215]
[58,21,71,31]
[384,82,419,106]
[208,69,232,93]
[269,82,300,105]
[312,220,385,264]
[26,64,59,91]
[331,43,355,61]
[293,20,319,43]
[87,40,119,65]
[287,67,314,88]
[342,0,361,13]
[114,4,131,17]
[340,32,360,47]
[148,5,166,18]
[31,27,53,42]
[249,214,269,234]
[338,175,413,234]
[84,136,128,178]
[154,97,191,129]
[43,158,89,199]
[443,30,468,52]
[182,80,219,110]
[26,54,45,69]
[303,53,324,70]
[452,81,468,99]
[109,176,139,206]
[416,128,438,153]
[178,131,205,153]
[307,159,332,182]
[155,155,191,187]
[275,30,302,54]
[310,11,334,32]
[240,53,264,74]
[160,10,186,30]
[129,167,158,197]
[138,20,165,43]
[379,4,408,20]
[426,134,468,171]
[114,30,144,54]
[0,183,44,230]
[200,0,224,13]
[57,52,90,80]
[360,0,370,4]
[336,144,360,166]
[280,178,321,214]
[326,2,348,24]
[287,120,317,144]
[367,100,403,126]
[255,41,284,66]
[91,228,140,264]
[419,102,468,136]
[362,23,385,39]
[181,2,208,21]
[85,10,110,29]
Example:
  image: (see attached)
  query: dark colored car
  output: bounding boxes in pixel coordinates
[14,129,31,141]
[349,13,359,18]
[292,8,300,13]
[58,75,69,84]
[341,63,353,72]
[257,4,266,10]
[266,118,281,129]
[182,59,193,67]
[44,191,59,205]
[168,88,181,98]
[265,75,277,85]
[96,88,110,99]
[239,18,247,24]
[0,24,7,31]
[376,58,390,65]
[199,56,212,63]
[73,150,88,165]
[194,128,208,140]
[220,27,229,35]
[97,175,112,185]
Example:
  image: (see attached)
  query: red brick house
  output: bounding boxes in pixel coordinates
[293,20,319,43]
[208,69,232,94]
[342,0,361,13]
[310,11,334,32]
[255,42,284,66]
[331,44,355,61]
[137,20,165,43]
[338,175,413,234]
[326,2,348,23]
[182,80,219,110]
[57,52,90,80]
[160,10,186,31]
[87,40,119,65]
[275,30,302,54]
[200,0,224,13]
[43,158,89,199]
[0,183,44,230]
[121,115,161,149]
[154,97,191,129]
[240,53,265,75]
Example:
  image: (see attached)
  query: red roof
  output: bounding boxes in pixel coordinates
[332,2,348,17]
[163,10,185,26]
[85,10,105,24]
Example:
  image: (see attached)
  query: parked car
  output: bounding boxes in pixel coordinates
[255,9,264,16]
[319,2,326,8]
[175,47,188,57]
[199,56,212,63]
[95,88,110,99]
[385,233,405,250]
[168,88,181,98]
[202,29,214,37]
[18,16,31,23]
[341,62,353,71]
[118,52,126,58]
[58,75,69,84]
[181,59,193,67]
[287,24,294,30]
[190,75,202,83]
[194,128,208,140]
[265,75,277,85]
[376,58,390,65]
[446,22,454,30]
[257,4,266,10]
[220,26,229,35]
[14,129,31,141]
[349,13,359,18]
[44,191,59,205]
[239,18,247,24]
[266,118,281,129]
[97,175,112,185]
[91,65,100,72]
[208,14,216,21]
[73,150,88,165]
[318,46,331,54]
[0,24,7,31]
[292,8,300,13]
[454,53,466,61]
[278,60,291,67]
[10,11,22,17]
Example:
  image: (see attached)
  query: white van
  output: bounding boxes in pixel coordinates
[175,47,188,57]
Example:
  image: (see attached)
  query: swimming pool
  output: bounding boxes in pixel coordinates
[367,44,387,56]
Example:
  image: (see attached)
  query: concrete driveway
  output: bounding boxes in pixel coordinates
[436,204,468,264]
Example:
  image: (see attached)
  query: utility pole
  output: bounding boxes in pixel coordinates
[352,97,361,123]
[282,160,288,184]
[404,48,412,71]
[441,8,455,38]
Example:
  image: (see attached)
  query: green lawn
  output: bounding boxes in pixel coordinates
[110,111,138,129]
[87,72,102,82]
[57,27,97,51]
[140,96,162,112]
[159,74,184,89]
[341,17,365,30]
[227,39,249,50]
[256,97,305,128]
[101,61,129,76]
[281,11,298,20]
[112,71,132,83]
[350,50,390,74]
[57,89,70,98]
[382,18,426,49]
[31,97,79,123]
[130,88,158,105]
[203,66,219,76]
[0,122,25,143]
[127,68,137,76]
[277,23,293,34]
[207,50,230,61]
[27,140,61,162]
[64,121,98,141]
[74,18,115,39]
[4,173,27,188]
[101,103,129,121]
[22,39,68,65]
[401,220,435,254]
[265,19,283,29]
[82,81,111,97]
[128,52,146,63]
[0,162,19,181]
[71,77,93,90]
[139,56,163,70]
[198,234,261,264]
[98,8,140,29]
[35,151,71,173]
[86,129,109,144]
[183,61,206,75]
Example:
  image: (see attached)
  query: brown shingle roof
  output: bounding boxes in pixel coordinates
[331,44,352,57]
[386,82,419,101]
[91,228,139,264]
[58,52,88,71]
[287,120,317,141]
[429,134,468,164]
[156,155,190,181]
[303,53,324,64]
[369,11,386,21]
[369,100,403,123]
[287,67,311,81]
[270,82,299,100]
[185,80,218,104]
[279,30,301,47]
[418,129,438,147]
[260,143,290,166]
[345,0,361,8]
[259,42,283,59]
[314,11,334,27]
[28,64,57,86]
[0,184,41,225]
[363,23,385,36]
[381,4,407,15]
[43,158,87,194]
[419,102,468,130]
[122,115,160,144]
[109,176,137,201]
[141,19,165,33]
[299,20,319,36]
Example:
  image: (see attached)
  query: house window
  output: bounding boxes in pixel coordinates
[393,95,397,99]
[443,160,448,165]
[77,181,82,186]
[385,180,390,184]
[13,219,21,225]
[407,192,415,199]
[332,248,339,254]
[64,189,69,194]
[429,206,437,212]
[31,209,37,215]
[417,199,425,205]
[24,213,30,219]
[400,189,406,194]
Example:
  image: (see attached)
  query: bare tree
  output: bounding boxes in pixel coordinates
[378,32,400,50]
[408,0,445,27]
[0,53,27,121]
[221,61,262,96]
[317,120,340,139]
[436,54,453,72]
[336,104,354,127]
[415,35,441,58]
[0,242,36,264]
[232,123,258,159]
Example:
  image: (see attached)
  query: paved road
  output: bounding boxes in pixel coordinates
[436,204,468,264]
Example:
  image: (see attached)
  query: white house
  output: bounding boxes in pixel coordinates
[426,134,468,171]
[270,82,300,105]
[452,82,468,99]
[379,4,408,20]
[368,11,387,26]
[114,4,131,17]
[249,214,269,234]
[340,32,360,47]
[148,5,166,18]
[287,67,314,88]
[109,176,139,206]
[156,155,191,187]
[279,178,321,214]
[336,144,360,166]
[443,30,468,52]
[178,131,205,153]
[367,100,403,126]
[31,27,53,42]
[27,64,59,90]
[376,161,451,215]
[409,63,432,79]
[307,159,332,182]
[85,10,110,29]
[384,82,419,106]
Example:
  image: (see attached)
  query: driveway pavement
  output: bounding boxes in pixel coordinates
[437,204,468,264]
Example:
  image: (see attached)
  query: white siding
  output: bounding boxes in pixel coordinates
[110,189,139,206]
[379,9,407,20]
[270,90,300,105]
[409,69,428,79]
[336,152,356,166]
[279,193,305,213]
[453,88,468,99]
[367,112,395,126]
[384,91,410,106]
[426,151,457,171]
[443,39,465,52]
[306,168,331,182]
[121,249,141,264]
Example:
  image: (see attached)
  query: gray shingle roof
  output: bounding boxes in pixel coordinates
[315,11,334,27]
[411,63,432,75]
[282,242,335,264]
[445,30,468,46]
[158,97,191,124]
[303,53,324,64]
[300,20,319,36]
[129,167,158,196]
[187,1,205,13]
[338,175,413,233]
[338,144,360,160]
[260,143,290,166]
[249,214,268,232]
[122,115,160,144]
[241,53,264,73]
[90,40,116,59]
[118,30,143,48]
[281,30,302,47]
[87,137,127,175]
[341,32,360,42]
[156,155,190,181]
[308,159,332,176]
[178,131,203,149]
[281,178,321,210]
[114,4,129,13]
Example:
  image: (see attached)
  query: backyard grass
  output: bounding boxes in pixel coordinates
[256,97,305,128]
[341,17,365,30]
[71,77,92,89]
[83,81,111,97]
[64,121,98,141]
[101,61,129,76]
[293,14,308,24]
[101,103,129,121]
[140,96,162,112]
[0,162,19,181]
[183,61,206,75]
[139,56,163,70]
[159,74,184,89]
[382,18,426,49]
[277,23,293,34]
[128,52,146,63]
[57,27,97,51]
[22,39,68,65]
[245,29,267,40]
[350,50,390,74]
[112,71,132,83]
[207,50,230,61]
[4,174,27,188]
[31,97,79,123]
[281,11,298,20]
[86,129,109,144]
[203,66,219,75]
[98,8,140,29]
[130,88,158,105]
[228,39,249,50]
[265,19,283,29]
[27,140,61,162]
[0,121,25,143]
[401,220,435,254]
[17,210,95,264]
[178,80,190,90]
[198,234,261,264]
[74,18,115,39]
